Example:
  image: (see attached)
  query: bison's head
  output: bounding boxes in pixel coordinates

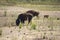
[16,19,20,26]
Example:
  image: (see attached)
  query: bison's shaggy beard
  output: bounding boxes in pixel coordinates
[16,19,20,26]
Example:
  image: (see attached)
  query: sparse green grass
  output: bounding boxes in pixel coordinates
[19,23,23,29]
[48,26,51,29]
[4,10,7,17]
[31,22,37,30]
[0,4,60,11]
[17,4,60,11]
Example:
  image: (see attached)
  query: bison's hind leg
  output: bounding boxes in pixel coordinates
[28,16,32,24]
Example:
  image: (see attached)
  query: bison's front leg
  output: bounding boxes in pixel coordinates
[28,17,32,24]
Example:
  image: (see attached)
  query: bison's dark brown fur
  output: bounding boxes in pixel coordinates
[26,10,39,17]
[16,13,33,26]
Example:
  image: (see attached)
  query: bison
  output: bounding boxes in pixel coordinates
[16,10,39,26]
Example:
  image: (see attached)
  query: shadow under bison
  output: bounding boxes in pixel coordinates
[16,10,39,26]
